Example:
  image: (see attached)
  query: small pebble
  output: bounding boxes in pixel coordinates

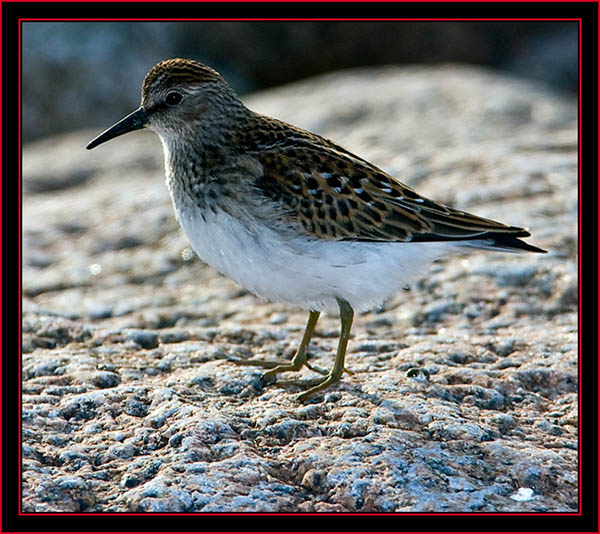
[510,488,534,501]
[127,330,159,349]
[268,313,288,325]
[406,368,430,381]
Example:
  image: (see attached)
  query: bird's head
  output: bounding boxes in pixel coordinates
[87,58,243,150]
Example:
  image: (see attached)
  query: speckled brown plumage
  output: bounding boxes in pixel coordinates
[141,58,224,100]
[87,58,546,401]
[134,59,543,252]
[211,113,542,252]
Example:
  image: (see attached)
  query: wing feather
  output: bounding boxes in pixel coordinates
[254,145,529,244]
[244,119,542,251]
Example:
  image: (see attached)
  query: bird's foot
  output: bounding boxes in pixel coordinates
[230,358,287,370]
[231,358,352,380]
[304,362,353,377]
[231,356,313,382]
[296,373,343,402]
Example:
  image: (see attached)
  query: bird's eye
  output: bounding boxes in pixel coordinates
[165,91,183,106]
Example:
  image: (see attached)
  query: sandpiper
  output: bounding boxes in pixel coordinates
[87,58,546,401]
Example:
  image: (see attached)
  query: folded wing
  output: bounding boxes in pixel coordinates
[253,142,545,253]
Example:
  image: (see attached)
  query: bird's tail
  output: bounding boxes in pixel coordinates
[457,233,547,254]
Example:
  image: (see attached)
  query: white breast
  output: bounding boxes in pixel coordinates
[173,201,454,314]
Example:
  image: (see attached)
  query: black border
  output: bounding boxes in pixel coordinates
[5,2,598,533]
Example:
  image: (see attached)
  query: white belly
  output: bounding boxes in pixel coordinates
[174,203,454,313]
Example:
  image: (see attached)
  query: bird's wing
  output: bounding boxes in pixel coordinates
[253,143,534,246]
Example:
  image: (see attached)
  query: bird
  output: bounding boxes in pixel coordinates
[87,58,546,401]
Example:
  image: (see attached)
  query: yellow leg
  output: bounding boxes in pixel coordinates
[297,298,354,402]
[263,311,320,378]
[231,311,320,373]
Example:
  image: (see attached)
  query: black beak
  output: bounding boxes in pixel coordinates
[86,107,148,150]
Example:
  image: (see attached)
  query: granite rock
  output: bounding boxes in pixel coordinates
[22,66,577,512]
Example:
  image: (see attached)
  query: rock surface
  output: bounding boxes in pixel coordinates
[22,65,578,512]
